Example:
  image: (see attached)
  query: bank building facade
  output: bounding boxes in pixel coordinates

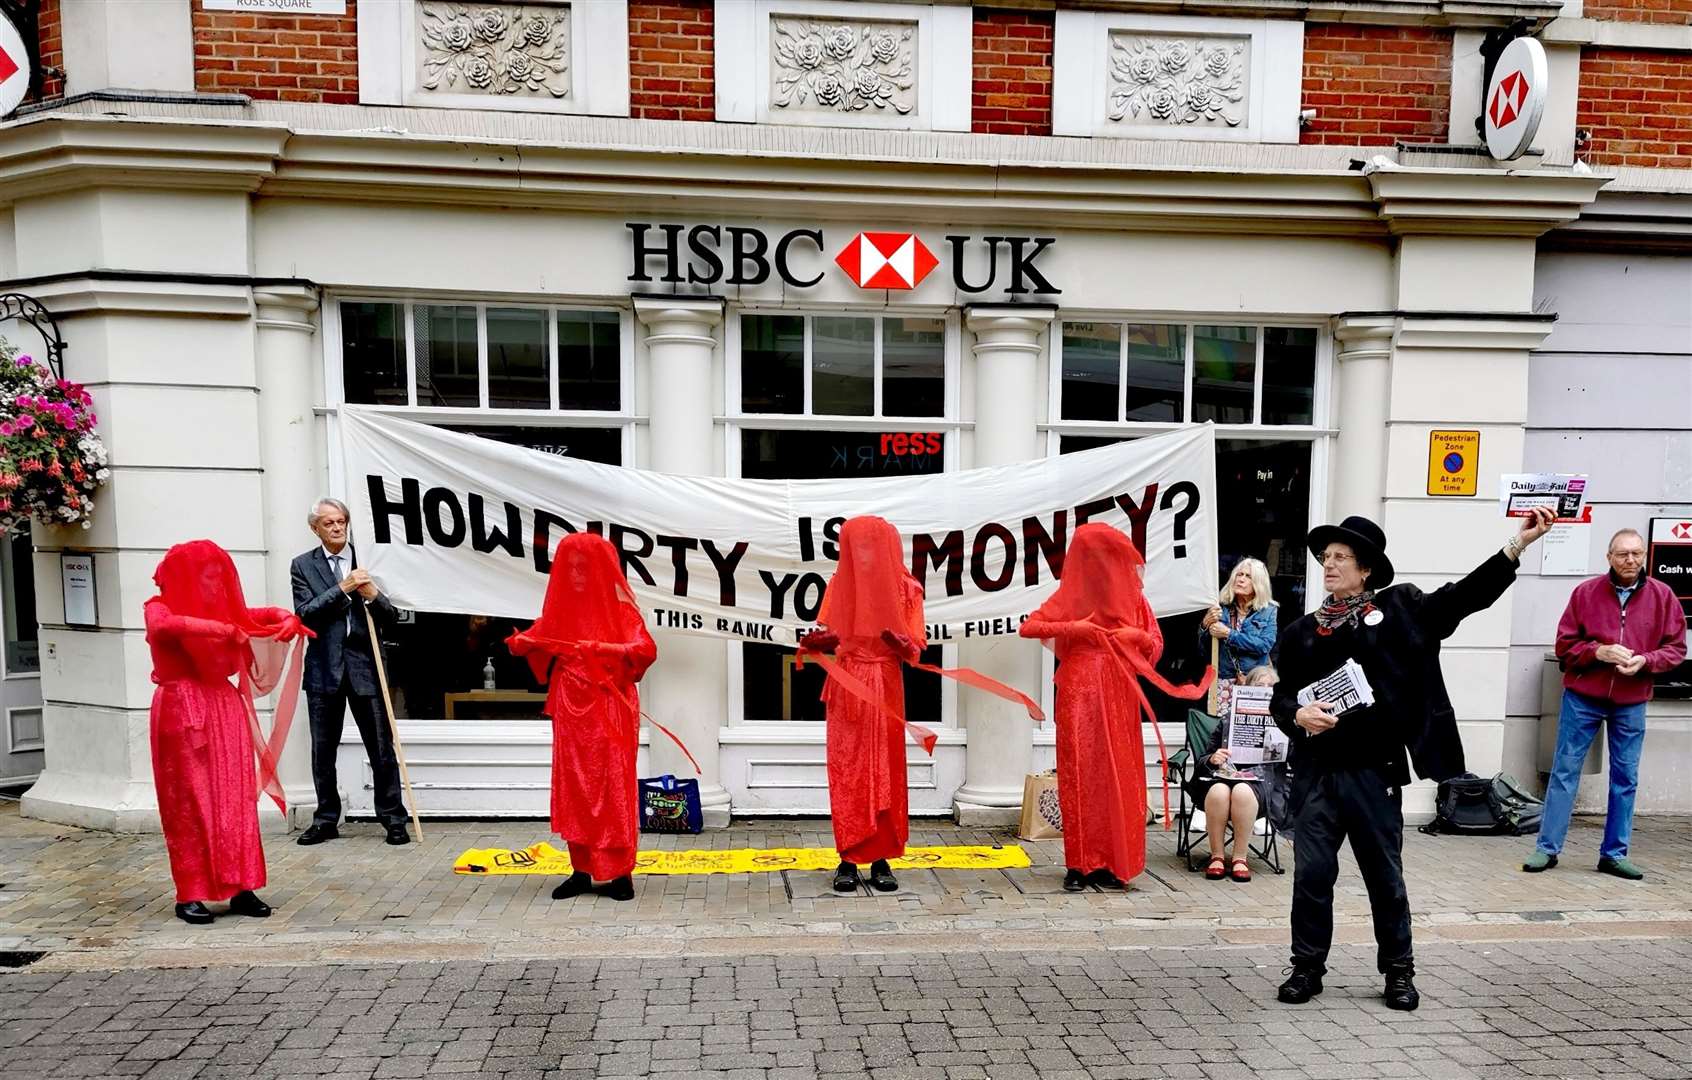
[0,0,1686,830]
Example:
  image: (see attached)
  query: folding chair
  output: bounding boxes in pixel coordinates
[1162,707,1284,875]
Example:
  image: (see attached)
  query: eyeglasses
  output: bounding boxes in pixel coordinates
[1609,551,1644,562]
[1319,552,1356,567]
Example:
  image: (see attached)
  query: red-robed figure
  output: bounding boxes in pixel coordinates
[145,540,311,925]
[507,533,657,902]
[1020,524,1212,890]
[802,516,929,894]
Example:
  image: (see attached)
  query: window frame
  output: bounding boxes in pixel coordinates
[722,305,963,736]
[1038,312,1334,740]
[321,294,640,726]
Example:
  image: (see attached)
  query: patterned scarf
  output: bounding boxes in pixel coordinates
[1314,590,1376,636]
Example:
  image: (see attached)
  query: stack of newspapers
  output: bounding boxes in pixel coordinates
[1295,658,1375,717]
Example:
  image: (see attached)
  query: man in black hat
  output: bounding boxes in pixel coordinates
[1270,507,1554,1010]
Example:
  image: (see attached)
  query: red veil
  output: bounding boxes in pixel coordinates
[801,515,1045,754]
[148,540,310,813]
[510,532,697,771]
[1026,523,1214,825]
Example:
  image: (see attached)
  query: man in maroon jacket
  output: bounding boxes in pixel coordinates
[1525,528,1688,880]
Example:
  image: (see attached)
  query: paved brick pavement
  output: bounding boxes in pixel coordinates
[1,804,1688,971]
[4,941,1691,1079]
[3,804,1691,1078]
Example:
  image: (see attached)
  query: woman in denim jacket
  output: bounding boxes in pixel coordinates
[1202,557,1279,682]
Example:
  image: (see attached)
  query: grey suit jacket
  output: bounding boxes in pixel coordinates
[290,545,396,696]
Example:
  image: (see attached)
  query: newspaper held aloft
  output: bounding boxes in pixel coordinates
[1225,684,1290,766]
[1500,473,1588,521]
[1295,658,1376,720]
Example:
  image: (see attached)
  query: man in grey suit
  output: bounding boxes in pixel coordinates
[291,497,410,846]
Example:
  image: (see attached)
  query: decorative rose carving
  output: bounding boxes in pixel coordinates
[442,21,473,51]
[418,2,571,100]
[1107,32,1246,128]
[794,38,824,69]
[823,25,856,59]
[473,8,508,42]
[770,17,915,116]
[519,14,551,46]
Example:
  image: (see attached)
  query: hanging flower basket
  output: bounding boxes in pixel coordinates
[0,342,108,535]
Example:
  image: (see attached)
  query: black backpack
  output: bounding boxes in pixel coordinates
[1420,773,1544,837]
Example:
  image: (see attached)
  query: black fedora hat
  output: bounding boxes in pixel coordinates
[1307,515,1394,589]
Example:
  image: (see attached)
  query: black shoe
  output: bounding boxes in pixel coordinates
[1384,967,1420,1011]
[1062,869,1087,892]
[385,823,411,846]
[296,823,338,846]
[1277,966,1324,1004]
[599,876,635,902]
[174,901,214,925]
[1087,869,1124,889]
[832,861,861,893]
[868,860,898,892]
[551,872,592,900]
[227,891,271,918]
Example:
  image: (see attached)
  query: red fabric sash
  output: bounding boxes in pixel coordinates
[238,635,307,814]
[796,646,1046,755]
[545,647,703,776]
[1093,630,1214,830]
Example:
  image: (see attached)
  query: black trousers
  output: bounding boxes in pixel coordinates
[1291,767,1413,974]
[307,674,407,827]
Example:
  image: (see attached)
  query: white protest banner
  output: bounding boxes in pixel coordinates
[340,408,1218,644]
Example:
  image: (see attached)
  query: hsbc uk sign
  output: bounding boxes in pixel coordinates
[627,223,1061,295]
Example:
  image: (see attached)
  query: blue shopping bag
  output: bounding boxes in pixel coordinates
[639,774,704,834]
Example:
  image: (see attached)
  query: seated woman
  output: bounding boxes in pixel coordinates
[1186,665,1284,882]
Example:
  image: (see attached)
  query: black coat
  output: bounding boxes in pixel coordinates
[1270,551,1519,807]
[290,546,397,696]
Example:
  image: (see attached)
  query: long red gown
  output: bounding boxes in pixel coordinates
[1021,524,1196,884]
[817,516,927,865]
[146,541,305,903]
[509,534,657,882]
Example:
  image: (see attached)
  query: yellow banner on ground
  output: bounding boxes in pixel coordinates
[453,843,1031,876]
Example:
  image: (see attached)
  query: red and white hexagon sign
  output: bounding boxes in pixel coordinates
[0,12,28,118]
[1484,37,1548,162]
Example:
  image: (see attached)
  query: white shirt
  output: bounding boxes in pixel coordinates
[322,546,354,633]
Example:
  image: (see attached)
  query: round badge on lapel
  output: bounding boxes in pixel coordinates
[1364,610,1384,627]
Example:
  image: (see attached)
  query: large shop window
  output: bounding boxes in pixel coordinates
[1060,322,1317,426]
[740,314,945,417]
[1055,320,1321,722]
[337,300,628,723]
[735,312,950,724]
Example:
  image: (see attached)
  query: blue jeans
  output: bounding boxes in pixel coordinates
[1535,689,1647,861]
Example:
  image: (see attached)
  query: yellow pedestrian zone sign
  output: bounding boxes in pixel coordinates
[1427,430,1480,496]
[453,842,1032,876]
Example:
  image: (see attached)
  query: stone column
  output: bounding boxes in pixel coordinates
[633,297,731,827]
[253,285,323,830]
[952,306,1055,825]
[1329,315,1396,524]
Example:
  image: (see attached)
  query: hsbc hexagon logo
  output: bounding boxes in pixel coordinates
[833,232,939,290]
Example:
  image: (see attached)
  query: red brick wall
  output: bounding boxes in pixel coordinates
[629,0,713,121]
[191,0,358,104]
[1300,25,1452,145]
[1583,0,1692,25]
[29,0,64,103]
[972,8,1053,136]
[1578,48,1692,168]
